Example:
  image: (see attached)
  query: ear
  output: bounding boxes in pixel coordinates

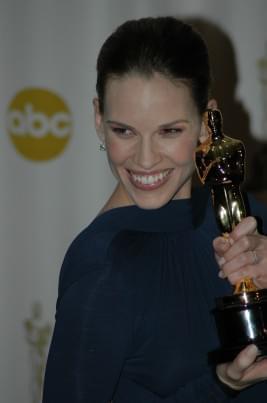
[199,120,209,144]
[207,98,218,109]
[93,97,105,142]
[198,98,218,144]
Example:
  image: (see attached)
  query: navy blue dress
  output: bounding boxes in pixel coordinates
[43,188,267,402]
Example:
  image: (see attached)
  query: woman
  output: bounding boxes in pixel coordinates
[43,17,267,402]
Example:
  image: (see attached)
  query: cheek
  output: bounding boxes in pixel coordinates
[167,138,198,165]
[106,139,133,167]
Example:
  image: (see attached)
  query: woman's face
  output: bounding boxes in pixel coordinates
[94,73,207,209]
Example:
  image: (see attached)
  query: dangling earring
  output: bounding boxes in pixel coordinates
[99,142,106,151]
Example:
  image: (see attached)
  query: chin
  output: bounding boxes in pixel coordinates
[131,192,174,210]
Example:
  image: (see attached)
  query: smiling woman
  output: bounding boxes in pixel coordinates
[43,16,267,403]
[94,74,207,210]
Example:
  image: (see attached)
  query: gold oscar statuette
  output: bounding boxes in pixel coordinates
[195,108,267,362]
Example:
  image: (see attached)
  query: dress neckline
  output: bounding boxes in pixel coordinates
[93,198,193,233]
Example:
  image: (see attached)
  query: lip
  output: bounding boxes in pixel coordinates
[127,168,173,190]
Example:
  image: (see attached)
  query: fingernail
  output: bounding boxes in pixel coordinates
[218,257,225,266]
[229,237,234,246]
[220,238,228,245]
[246,344,258,356]
[218,270,226,279]
[220,239,228,249]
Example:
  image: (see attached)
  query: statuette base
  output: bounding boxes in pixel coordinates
[210,289,267,363]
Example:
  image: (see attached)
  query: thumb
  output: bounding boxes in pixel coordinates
[226,344,258,380]
[217,345,258,389]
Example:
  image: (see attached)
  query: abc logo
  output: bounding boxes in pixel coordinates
[7,88,72,161]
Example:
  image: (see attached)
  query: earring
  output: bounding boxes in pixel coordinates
[99,143,106,151]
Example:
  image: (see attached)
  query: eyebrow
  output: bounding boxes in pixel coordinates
[105,120,135,130]
[158,119,189,128]
[105,119,189,129]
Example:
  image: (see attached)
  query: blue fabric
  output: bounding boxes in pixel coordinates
[43,188,267,402]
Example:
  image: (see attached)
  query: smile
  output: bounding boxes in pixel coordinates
[128,169,173,189]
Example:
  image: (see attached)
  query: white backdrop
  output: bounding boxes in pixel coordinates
[1,1,267,402]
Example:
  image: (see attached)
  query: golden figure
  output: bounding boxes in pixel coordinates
[195,109,257,294]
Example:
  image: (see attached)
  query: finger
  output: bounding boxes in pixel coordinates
[213,236,231,258]
[225,344,258,381]
[219,250,262,283]
[240,356,267,384]
[230,217,258,242]
[226,266,257,285]
[216,345,259,391]
[219,234,258,263]
[215,254,226,270]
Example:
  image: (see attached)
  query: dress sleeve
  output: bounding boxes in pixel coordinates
[161,368,234,402]
[114,368,233,402]
[163,367,267,403]
[42,245,134,403]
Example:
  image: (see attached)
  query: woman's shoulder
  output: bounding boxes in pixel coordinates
[57,206,147,300]
[57,211,124,294]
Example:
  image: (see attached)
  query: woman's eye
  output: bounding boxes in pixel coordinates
[111,127,134,137]
[161,128,183,136]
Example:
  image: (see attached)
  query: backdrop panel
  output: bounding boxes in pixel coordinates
[1,1,266,401]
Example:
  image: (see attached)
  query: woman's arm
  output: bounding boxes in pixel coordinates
[42,262,133,403]
[213,197,267,391]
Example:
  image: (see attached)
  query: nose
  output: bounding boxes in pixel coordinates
[133,136,161,169]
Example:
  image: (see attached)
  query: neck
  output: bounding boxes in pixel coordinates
[99,183,134,214]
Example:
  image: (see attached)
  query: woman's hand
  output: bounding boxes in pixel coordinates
[213,216,267,289]
[214,217,267,388]
[216,345,267,390]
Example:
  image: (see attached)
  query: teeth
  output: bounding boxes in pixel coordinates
[131,170,170,185]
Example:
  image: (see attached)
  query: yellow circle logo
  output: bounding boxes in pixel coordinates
[6,88,72,161]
